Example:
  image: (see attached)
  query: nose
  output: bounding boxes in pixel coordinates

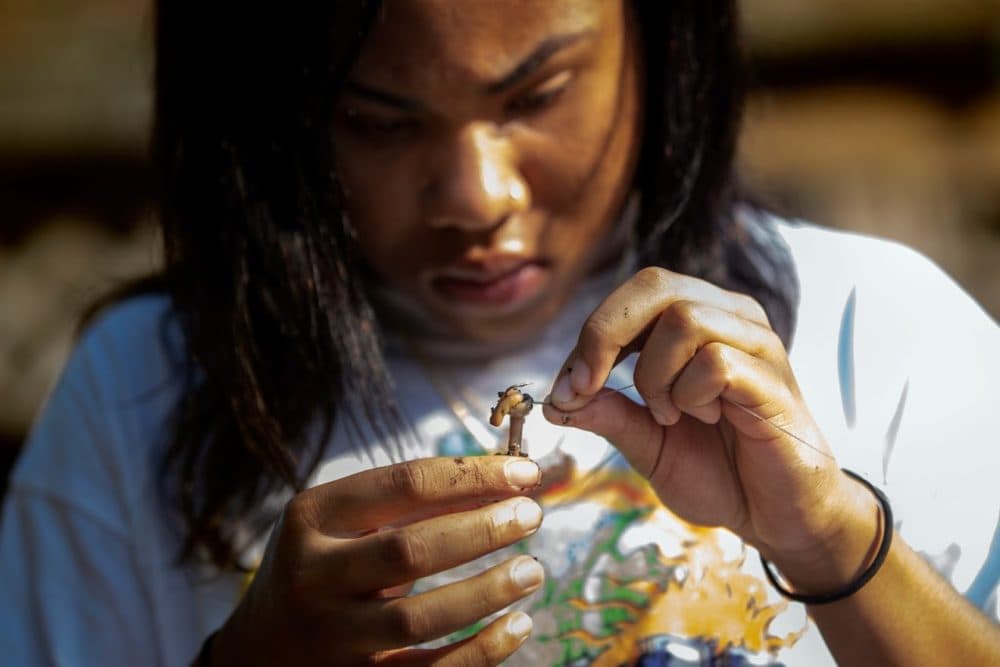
[425,123,530,231]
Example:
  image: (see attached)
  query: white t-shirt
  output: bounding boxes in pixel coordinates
[1,221,998,666]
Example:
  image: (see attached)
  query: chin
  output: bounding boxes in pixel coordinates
[432,291,567,345]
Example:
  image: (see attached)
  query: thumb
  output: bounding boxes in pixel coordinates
[542,390,666,478]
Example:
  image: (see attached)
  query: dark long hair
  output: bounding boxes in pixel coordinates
[149,0,798,570]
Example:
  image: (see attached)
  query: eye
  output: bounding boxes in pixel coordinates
[508,86,567,114]
[507,71,574,116]
[341,107,419,139]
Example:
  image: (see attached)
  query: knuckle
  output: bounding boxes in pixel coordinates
[479,511,510,548]
[739,293,769,323]
[378,530,428,578]
[759,325,786,356]
[702,342,734,383]
[389,461,428,501]
[480,625,517,666]
[744,328,776,360]
[634,265,672,292]
[661,299,701,331]
[284,492,320,531]
[632,370,664,403]
[383,601,429,645]
[494,565,526,601]
[461,636,504,667]
[461,584,499,624]
[581,311,615,347]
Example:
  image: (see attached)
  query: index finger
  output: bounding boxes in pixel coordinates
[290,455,542,535]
[550,267,769,410]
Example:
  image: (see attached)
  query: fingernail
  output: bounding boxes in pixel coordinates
[664,402,682,425]
[492,499,542,530]
[569,360,591,393]
[551,373,575,405]
[504,459,540,488]
[515,499,543,529]
[511,557,544,590]
[506,612,533,639]
[649,406,669,427]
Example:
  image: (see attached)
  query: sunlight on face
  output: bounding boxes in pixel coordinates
[333,0,642,342]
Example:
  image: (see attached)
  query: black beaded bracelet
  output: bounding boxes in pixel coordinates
[759,468,893,605]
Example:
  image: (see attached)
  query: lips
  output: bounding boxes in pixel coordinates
[430,260,549,311]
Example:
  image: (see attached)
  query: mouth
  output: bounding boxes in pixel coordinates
[429,259,550,313]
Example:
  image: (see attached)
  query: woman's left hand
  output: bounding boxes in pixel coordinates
[544,267,877,591]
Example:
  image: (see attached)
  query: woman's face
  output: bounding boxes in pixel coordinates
[333,0,642,342]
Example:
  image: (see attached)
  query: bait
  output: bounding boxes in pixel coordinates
[490,385,534,456]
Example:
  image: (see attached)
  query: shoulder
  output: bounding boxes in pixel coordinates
[770,218,999,481]
[773,218,998,404]
[777,218,939,291]
[78,293,181,366]
[66,293,187,421]
[774,218,996,340]
[8,294,186,528]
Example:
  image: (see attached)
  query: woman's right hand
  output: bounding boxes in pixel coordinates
[209,455,545,666]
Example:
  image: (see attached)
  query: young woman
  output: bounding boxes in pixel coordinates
[2,1,999,665]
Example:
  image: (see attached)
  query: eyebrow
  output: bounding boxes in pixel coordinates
[343,30,592,111]
[343,81,425,112]
[485,30,592,94]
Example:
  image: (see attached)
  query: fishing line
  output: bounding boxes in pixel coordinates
[538,382,836,465]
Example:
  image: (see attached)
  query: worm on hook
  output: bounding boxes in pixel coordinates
[490,385,534,456]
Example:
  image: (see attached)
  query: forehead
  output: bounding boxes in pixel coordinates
[351,0,616,87]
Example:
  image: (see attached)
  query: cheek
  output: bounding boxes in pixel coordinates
[516,86,631,259]
[517,72,627,212]
[522,137,608,218]
[336,157,427,277]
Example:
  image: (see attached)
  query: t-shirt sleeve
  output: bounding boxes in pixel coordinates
[0,491,156,666]
[0,298,187,666]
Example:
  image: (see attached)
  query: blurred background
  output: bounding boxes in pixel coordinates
[1,1,999,494]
